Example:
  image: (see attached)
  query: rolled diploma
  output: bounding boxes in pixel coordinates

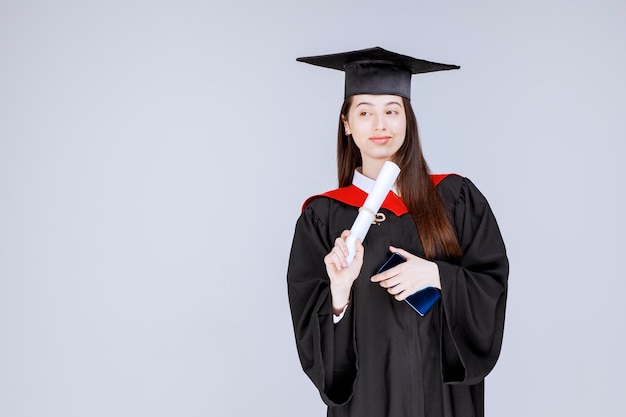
[345,161,401,264]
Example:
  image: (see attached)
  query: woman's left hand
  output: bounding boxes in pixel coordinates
[370,246,441,301]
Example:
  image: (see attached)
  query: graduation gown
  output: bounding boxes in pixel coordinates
[286,174,508,417]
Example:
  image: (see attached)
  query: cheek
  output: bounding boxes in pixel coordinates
[394,120,407,146]
[348,121,370,139]
[393,118,407,131]
[395,134,406,150]
[348,117,366,130]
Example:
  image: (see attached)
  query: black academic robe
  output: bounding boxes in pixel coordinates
[286,174,508,417]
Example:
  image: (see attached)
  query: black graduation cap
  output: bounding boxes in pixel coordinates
[296,47,460,99]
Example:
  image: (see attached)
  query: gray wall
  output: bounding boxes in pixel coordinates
[1,0,624,416]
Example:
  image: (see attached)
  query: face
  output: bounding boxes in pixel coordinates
[343,94,407,169]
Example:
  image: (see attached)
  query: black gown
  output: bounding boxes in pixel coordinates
[286,174,508,417]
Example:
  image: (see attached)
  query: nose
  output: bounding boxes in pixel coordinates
[374,113,386,130]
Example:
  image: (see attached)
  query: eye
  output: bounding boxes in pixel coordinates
[359,111,370,117]
[387,110,398,115]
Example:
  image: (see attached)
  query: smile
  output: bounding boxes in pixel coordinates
[370,136,391,144]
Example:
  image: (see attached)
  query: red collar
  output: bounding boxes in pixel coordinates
[302,174,450,215]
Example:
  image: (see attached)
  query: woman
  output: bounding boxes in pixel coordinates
[287,47,508,417]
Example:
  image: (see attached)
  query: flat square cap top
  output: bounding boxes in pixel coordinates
[296,47,459,99]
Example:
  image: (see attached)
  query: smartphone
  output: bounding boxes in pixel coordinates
[376,252,440,316]
[377,252,407,273]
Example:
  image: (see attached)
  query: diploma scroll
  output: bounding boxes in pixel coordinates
[346,161,401,264]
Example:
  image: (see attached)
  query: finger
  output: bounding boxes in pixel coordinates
[386,282,407,296]
[335,237,349,257]
[323,253,338,271]
[394,291,408,301]
[370,272,385,284]
[386,281,413,299]
[332,247,348,269]
[387,285,404,296]
[389,246,415,260]
[371,267,399,282]
[335,230,352,257]
[378,276,401,289]
[354,238,364,255]
[325,249,346,270]
[351,239,364,265]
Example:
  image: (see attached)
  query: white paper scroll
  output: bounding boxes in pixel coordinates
[345,161,401,264]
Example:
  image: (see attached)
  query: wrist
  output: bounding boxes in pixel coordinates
[330,283,351,314]
[332,300,349,316]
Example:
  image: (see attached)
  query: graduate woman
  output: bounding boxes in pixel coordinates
[287,47,508,417]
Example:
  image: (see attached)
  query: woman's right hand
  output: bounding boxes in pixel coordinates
[324,230,364,315]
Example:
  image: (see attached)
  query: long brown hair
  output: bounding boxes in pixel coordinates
[337,96,462,260]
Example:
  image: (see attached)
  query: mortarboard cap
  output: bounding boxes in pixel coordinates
[296,46,460,99]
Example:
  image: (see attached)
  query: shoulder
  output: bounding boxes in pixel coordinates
[434,174,488,206]
[298,189,348,228]
[433,173,464,201]
[297,189,361,236]
[301,193,334,215]
[301,185,365,212]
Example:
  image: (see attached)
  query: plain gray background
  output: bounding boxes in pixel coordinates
[1,0,625,416]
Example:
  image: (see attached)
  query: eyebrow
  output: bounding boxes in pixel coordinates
[355,101,403,108]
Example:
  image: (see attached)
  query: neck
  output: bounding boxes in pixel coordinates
[360,159,389,180]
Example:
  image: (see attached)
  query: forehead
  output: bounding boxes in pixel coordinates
[351,94,404,107]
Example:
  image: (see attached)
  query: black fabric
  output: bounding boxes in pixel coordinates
[296,47,460,99]
[344,62,412,99]
[286,175,508,417]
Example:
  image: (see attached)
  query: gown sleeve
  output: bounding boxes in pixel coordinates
[435,176,509,385]
[286,198,357,406]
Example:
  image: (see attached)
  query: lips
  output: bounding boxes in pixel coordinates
[370,136,391,144]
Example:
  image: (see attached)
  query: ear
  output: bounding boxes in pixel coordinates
[341,115,351,135]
